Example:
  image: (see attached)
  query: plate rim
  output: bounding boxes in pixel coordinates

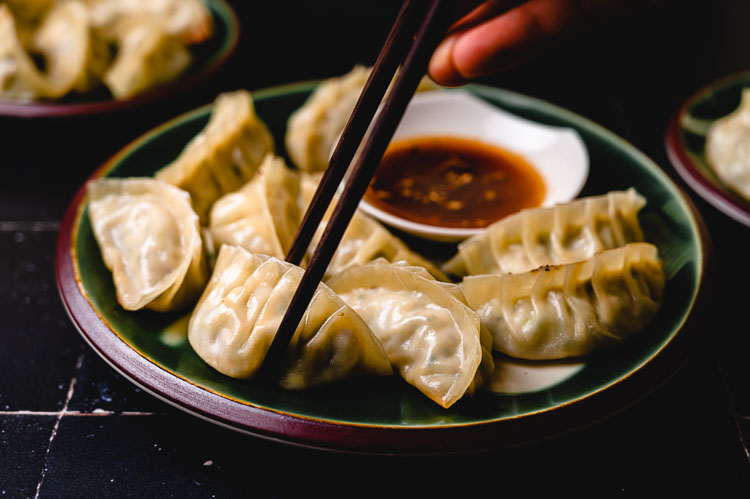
[665,69,750,227]
[56,82,711,454]
[0,0,239,119]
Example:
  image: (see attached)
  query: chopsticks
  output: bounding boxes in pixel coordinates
[261,0,458,374]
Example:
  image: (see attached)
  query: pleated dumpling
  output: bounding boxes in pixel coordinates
[327,260,494,408]
[460,243,664,360]
[297,171,447,280]
[313,212,449,281]
[444,189,646,277]
[87,178,208,312]
[285,65,440,172]
[285,65,370,172]
[102,17,191,100]
[209,154,301,260]
[0,2,107,101]
[706,88,750,201]
[156,90,275,221]
[188,246,392,389]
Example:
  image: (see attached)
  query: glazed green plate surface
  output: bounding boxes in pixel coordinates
[57,82,708,454]
[0,0,238,118]
[666,70,750,227]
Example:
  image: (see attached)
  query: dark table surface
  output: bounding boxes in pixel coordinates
[2,0,750,496]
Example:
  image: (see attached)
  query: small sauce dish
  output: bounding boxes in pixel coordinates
[356,90,589,242]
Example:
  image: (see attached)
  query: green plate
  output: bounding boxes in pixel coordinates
[666,70,750,227]
[0,0,238,118]
[56,82,710,454]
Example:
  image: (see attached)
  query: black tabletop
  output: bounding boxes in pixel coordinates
[2,0,749,496]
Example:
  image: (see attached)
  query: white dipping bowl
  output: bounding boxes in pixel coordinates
[356,90,589,242]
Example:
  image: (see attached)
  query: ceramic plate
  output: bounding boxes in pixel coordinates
[0,0,238,118]
[666,70,750,227]
[56,82,709,454]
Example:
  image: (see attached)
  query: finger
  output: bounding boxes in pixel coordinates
[430,0,524,86]
[451,0,629,78]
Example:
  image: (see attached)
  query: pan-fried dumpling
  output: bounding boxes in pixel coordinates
[327,260,494,408]
[188,246,392,389]
[102,18,190,100]
[460,243,664,360]
[706,88,750,201]
[0,3,106,100]
[209,154,301,260]
[87,178,209,312]
[444,189,646,277]
[156,90,275,221]
[285,65,439,172]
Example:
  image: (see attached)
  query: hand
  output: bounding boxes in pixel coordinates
[429,0,643,86]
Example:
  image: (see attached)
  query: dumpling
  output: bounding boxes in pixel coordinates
[313,212,449,281]
[285,65,439,172]
[0,2,106,101]
[156,90,275,221]
[87,178,208,312]
[327,260,494,408]
[102,17,191,100]
[209,154,301,260]
[460,243,664,360]
[285,65,370,172]
[188,246,392,389]
[444,189,646,277]
[706,88,750,201]
[297,171,448,280]
[3,0,54,35]
[86,0,213,45]
[32,1,109,95]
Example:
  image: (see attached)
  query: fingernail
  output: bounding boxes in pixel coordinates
[428,35,466,87]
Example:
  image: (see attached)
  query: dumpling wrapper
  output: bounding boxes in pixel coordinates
[285,65,439,172]
[156,90,275,221]
[188,246,392,389]
[102,17,191,100]
[327,260,494,409]
[706,88,750,201]
[87,178,208,312]
[460,243,664,360]
[444,189,646,277]
[209,154,301,260]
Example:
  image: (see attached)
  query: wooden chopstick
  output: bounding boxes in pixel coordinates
[285,0,425,266]
[262,0,458,375]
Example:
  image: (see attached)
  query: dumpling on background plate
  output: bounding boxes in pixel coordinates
[102,17,191,100]
[327,260,494,408]
[706,88,750,201]
[86,0,213,45]
[87,178,209,312]
[0,2,107,100]
[188,246,392,389]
